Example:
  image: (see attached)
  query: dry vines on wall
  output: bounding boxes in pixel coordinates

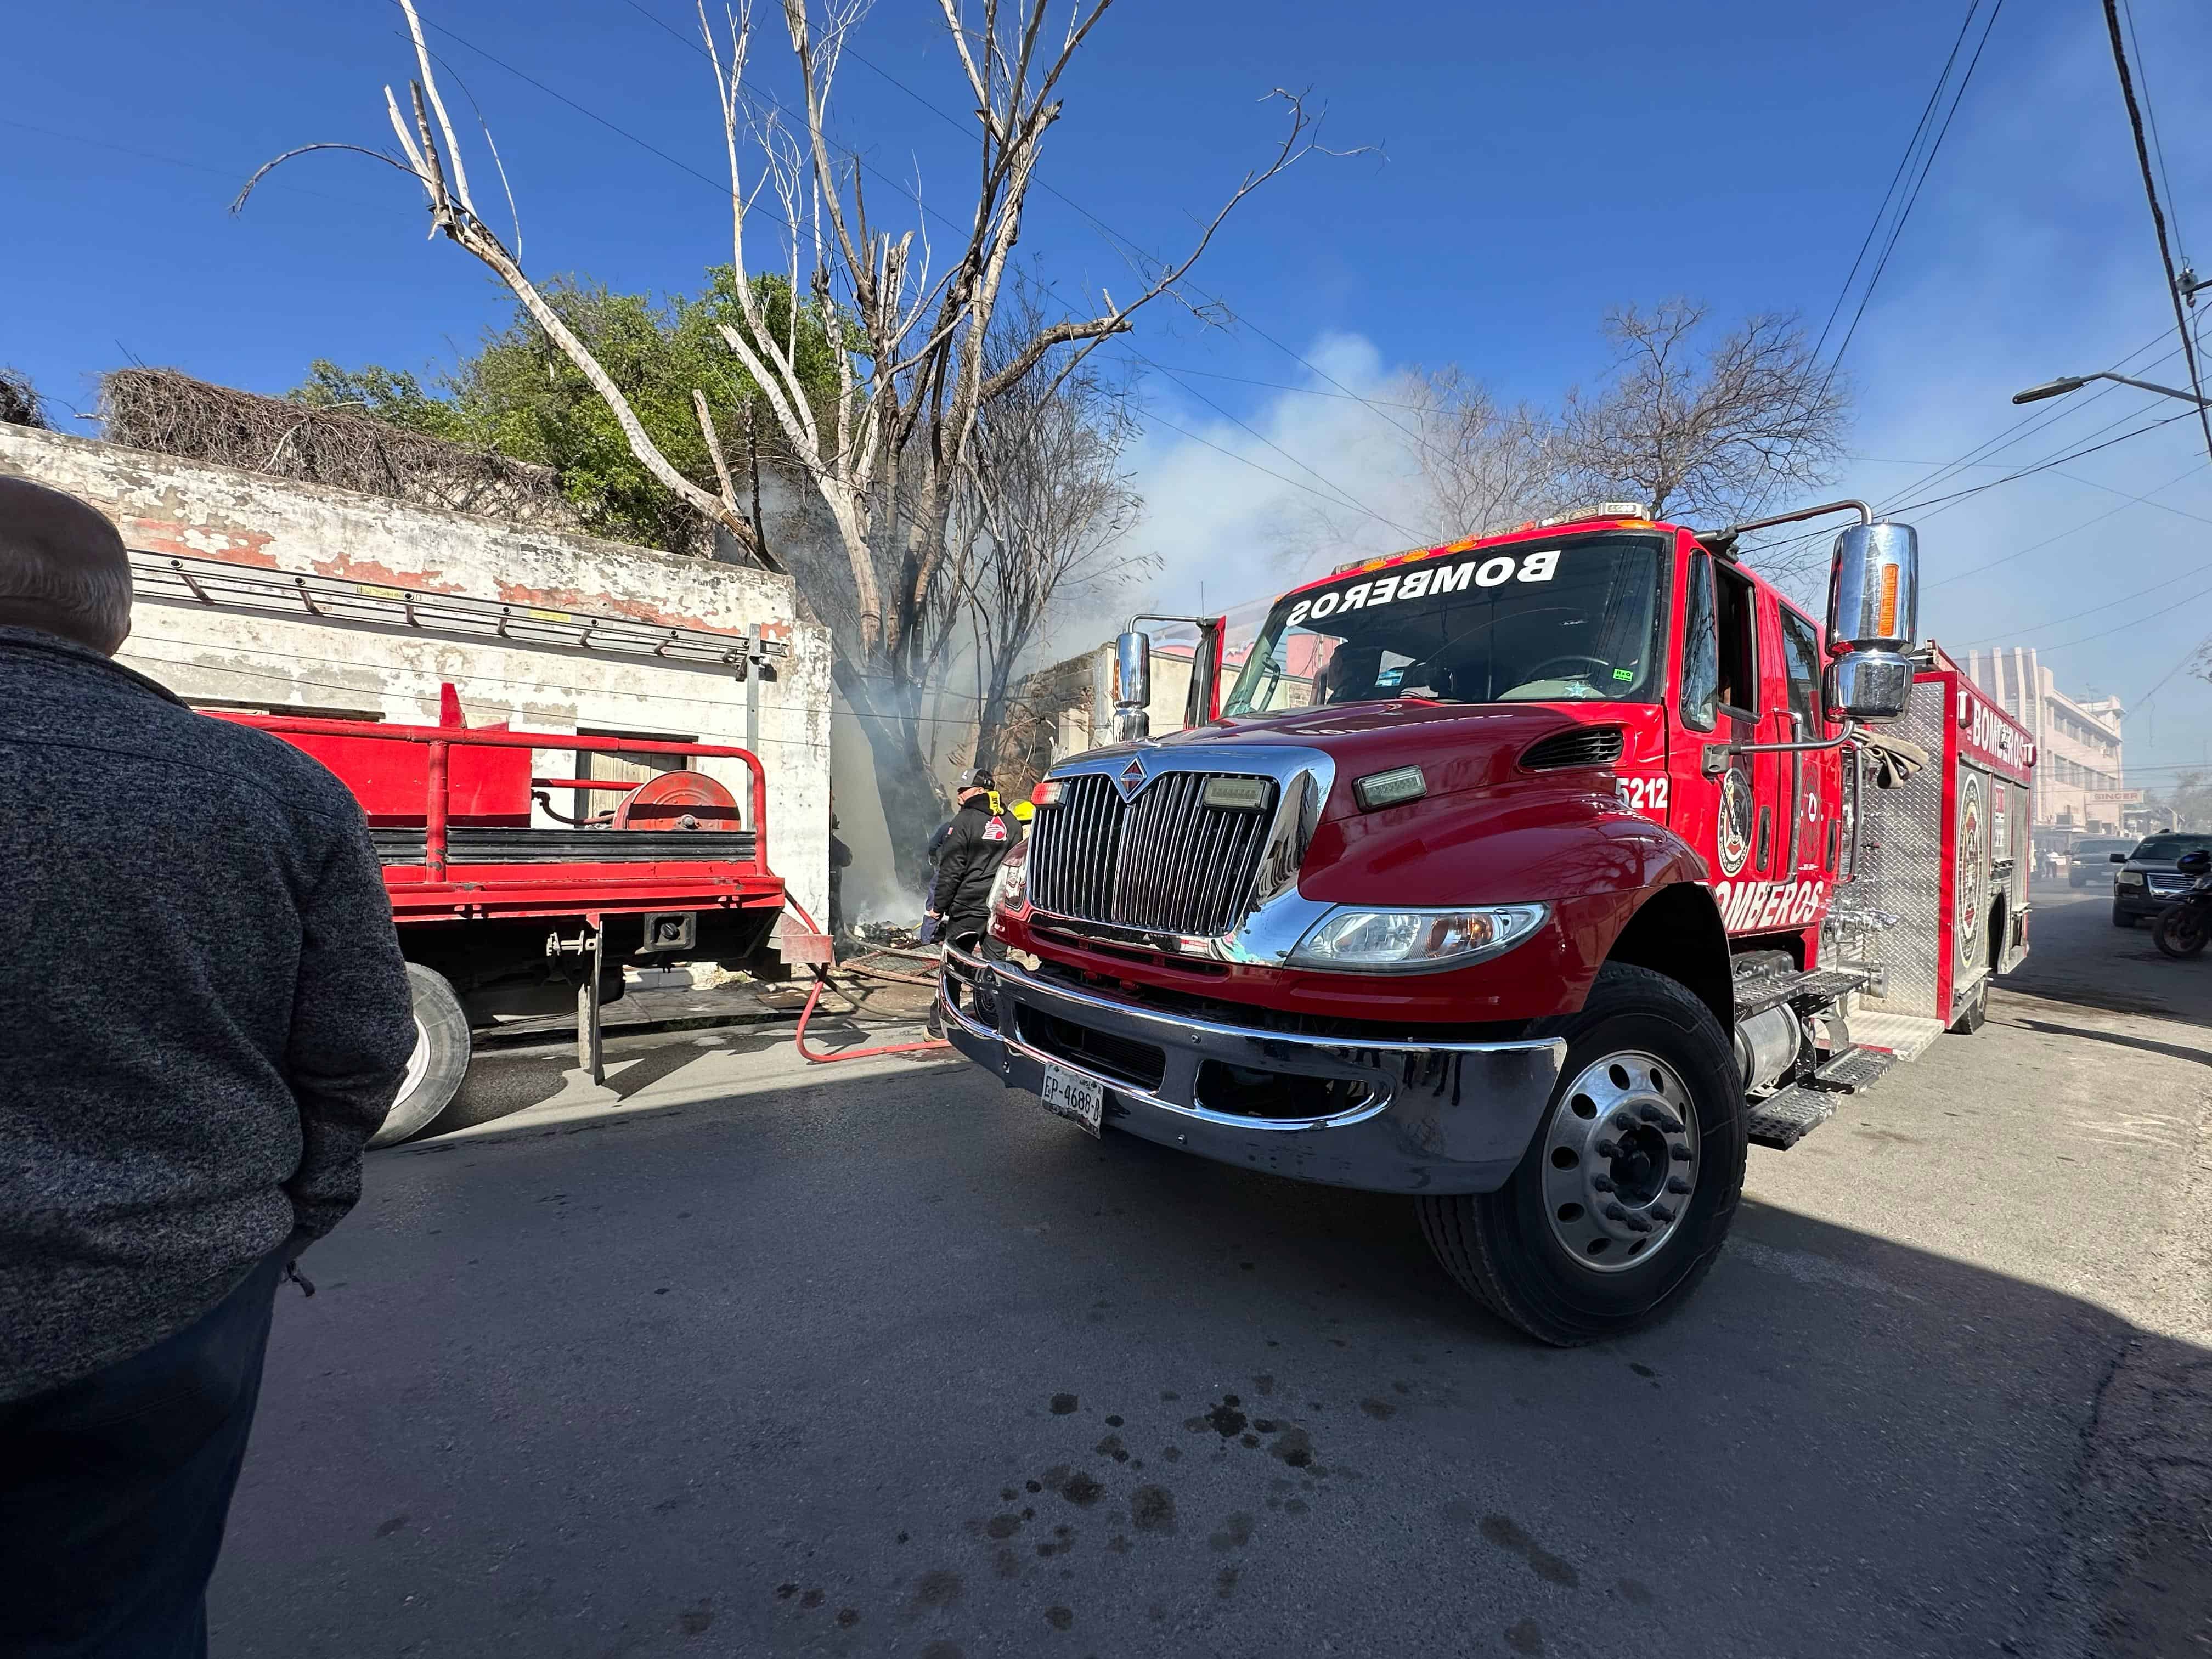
[98,368,583,530]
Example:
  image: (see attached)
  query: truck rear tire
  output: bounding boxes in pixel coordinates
[1947,975,1989,1034]
[369,964,472,1148]
[1417,962,1747,1347]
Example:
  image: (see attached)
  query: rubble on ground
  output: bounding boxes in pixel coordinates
[846,919,926,953]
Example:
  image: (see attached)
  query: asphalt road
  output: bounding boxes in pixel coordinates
[211,884,2212,1659]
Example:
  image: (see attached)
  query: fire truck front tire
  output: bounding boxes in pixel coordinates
[369,964,473,1149]
[1417,963,1747,1347]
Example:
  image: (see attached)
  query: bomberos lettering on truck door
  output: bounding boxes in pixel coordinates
[1709,878,1829,933]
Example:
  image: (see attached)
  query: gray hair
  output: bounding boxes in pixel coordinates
[0,477,133,654]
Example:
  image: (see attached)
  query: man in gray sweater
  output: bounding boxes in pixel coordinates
[0,478,416,1655]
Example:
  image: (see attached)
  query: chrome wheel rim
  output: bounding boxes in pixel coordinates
[1542,1049,1700,1274]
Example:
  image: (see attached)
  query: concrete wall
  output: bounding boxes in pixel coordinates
[0,425,834,926]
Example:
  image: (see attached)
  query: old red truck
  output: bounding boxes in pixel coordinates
[214,690,796,1146]
[940,501,2033,1344]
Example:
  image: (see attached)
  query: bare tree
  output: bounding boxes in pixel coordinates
[1555,300,1849,545]
[1263,366,1560,580]
[1401,366,1560,541]
[242,0,1323,885]
[960,291,1145,772]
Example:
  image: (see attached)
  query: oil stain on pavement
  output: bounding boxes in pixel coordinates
[759,1382,1368,1648]
[755,1375,1609,1653]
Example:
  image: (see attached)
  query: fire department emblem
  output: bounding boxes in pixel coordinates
[1717,765,1754,876]
[1114,755,1149,802]
[1955,771,1985,970]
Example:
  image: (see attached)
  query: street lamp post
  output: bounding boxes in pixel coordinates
[2012,371,2212,408]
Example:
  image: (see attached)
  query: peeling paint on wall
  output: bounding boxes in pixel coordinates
[308,554,470,595]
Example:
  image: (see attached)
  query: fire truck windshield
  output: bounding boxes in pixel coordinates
[1223,534,1667,715]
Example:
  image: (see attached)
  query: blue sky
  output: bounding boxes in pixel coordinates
[10,0,2212,781]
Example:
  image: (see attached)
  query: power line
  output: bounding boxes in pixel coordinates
[2128,638,2209,714]
[2103,0,2212,463]
[2028,577,2212,655]
[1136,365,1432,411]
[1833,0,2004,375]
[1899,330,2179,503]
[1122,351,1419,535]
[0,116,390,211]
[1746,329,2183,571]
[1752,405,2201,572]
[1812,0,1992,371]
[1136,408,1412,520]
[1931,460,2210,589]
[1898,411,2198,515]
[1745,373,2197,568]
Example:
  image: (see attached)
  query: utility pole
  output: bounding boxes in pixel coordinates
[2102,0,2212,463]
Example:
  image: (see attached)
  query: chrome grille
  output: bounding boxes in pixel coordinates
[1029,770,1278,938]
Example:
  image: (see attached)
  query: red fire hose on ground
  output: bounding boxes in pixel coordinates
[782,901,952,1064]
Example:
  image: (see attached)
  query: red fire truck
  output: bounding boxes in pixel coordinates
[215,688,799,1146]
[940,501,2033,1344]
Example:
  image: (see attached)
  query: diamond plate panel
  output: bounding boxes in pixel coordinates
[1848,1011,1945,1060]
[1847,676,1948,1026]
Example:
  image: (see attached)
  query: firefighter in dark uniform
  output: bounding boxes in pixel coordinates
[927,768,1018,1035]
[931,767,1019,955]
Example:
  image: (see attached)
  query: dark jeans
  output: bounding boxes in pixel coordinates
[0,1249,286,1658]
[942,927,1007,1030]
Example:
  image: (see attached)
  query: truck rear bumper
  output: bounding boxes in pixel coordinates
[939,943,1567,1196]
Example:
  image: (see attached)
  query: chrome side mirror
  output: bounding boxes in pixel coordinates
[1829,521,1918,651]
[1111,629,1152,743]
[1825,520,1919,724]
[1824,652,1913,722]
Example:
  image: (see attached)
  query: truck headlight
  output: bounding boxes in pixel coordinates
[990,840,1030,914]
[1287,904,1547,973]
[2117,870,2145,887]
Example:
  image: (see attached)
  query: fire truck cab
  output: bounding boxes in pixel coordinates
[940,501,2033,1345]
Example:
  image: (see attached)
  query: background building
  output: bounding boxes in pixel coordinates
[1962,646,2126,848]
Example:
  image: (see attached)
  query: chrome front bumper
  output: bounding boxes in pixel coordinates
[939,943,1567,1195]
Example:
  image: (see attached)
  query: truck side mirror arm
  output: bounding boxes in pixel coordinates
[1707,723,1863,775]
